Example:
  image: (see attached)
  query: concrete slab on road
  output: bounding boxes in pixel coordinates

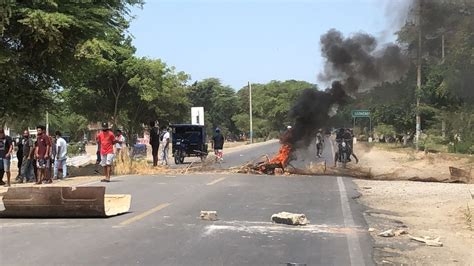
[0,173,373,266]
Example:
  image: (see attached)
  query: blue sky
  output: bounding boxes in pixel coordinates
[129,0,404,89]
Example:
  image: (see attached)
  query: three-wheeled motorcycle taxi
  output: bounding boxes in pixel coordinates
[170,124,208,164]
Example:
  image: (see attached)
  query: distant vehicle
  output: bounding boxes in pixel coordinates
[336,138,352,168]
[171,124,208,164]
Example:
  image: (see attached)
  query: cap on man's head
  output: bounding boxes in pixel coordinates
[101,122,109,129]
[287,125,292,129]
[215,127,221,132]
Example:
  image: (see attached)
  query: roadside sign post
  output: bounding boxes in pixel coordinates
[191,107,205,126]
[351,110,372,137]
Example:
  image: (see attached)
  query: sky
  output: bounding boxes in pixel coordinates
[129,0,405,89]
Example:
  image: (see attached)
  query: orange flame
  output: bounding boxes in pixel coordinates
[269,144,292,167]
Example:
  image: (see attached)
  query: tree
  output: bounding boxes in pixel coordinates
[0,0,143,124]
[233,80,315,138]
[68,53,191,144]
[188,79,238,137]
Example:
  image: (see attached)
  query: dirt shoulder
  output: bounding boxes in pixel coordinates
[352,143,474,265]
[355,142,473,183]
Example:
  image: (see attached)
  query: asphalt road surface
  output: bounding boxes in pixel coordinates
[0,137,374,266]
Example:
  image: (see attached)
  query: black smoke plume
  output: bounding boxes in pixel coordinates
[286,29,409,149]
[319,29,409,94]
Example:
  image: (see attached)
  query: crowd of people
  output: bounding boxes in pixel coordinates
[0,127,69,187]
[1,121,227,186]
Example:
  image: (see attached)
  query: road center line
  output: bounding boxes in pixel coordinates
[206,177,227,186]
[337,176,365,266]
[119,203,171,226]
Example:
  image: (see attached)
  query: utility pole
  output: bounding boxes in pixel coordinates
[415,0,423,151]
[248,81,253,144]
[46,111,49,135]
[441,33,446,139]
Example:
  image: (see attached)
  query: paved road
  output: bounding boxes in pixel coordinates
[0,138,373,266]
[171,140,281,169]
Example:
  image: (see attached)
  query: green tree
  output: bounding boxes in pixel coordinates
[0,0,143,125]
[233,80,315,138]
[188,78,238,137]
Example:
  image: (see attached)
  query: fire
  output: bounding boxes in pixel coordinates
[269,144,292,167]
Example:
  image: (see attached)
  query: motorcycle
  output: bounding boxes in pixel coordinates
[337,139,352,168]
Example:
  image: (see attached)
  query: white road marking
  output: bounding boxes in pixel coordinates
[206,177,227,186]
[118,203,171,226]
[337,176,365,266]
[202,221,359,237]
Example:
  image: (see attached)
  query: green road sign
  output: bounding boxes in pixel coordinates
[352,110,370,117]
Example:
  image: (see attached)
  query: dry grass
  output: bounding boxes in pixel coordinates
[464,203,473,231]
[113,149,173,175]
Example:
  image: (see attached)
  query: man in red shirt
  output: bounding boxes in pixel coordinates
[96,122,116,182]
[34,125,51,184]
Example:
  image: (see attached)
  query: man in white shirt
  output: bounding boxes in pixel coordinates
[115,129,125,162]
[53,131,68,180]
[161,128,170,165]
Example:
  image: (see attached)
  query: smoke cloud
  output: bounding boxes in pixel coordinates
[318,29,409,94]
[285,29,409,149]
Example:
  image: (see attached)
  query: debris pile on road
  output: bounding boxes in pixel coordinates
[271,212,309,226]
[200,211,218,221]
[233,154,373,179]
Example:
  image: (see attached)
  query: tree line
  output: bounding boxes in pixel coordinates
[0,1,313,142]
[331,0,473,153]
[1,1,472,153]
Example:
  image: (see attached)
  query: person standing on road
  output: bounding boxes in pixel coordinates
[161,127,170,166]
[94,141,101,174]
[15,136,23,182]
[96,122,116,182]
[0,129,13,186]
[115,129,125,162]
[149,121,160,166]
[316,129,324,158]
[53,131,68,180]
[34,125,51,184]
[19,130,35,183]
[212,128,225,162]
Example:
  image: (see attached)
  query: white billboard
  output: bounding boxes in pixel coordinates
[191,107,205,125]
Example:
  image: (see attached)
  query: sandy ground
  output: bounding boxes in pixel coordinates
[355,142,473,183]
[353,143,474,265]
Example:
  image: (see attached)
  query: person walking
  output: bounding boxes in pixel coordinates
[160,127,170,166]
[149,121,160,166]
[212,128,225,162]
[53,131,68,180]
[96,122,116,182]
[0,129,13,186]
[34,125,51,184]
[19,130,35,183]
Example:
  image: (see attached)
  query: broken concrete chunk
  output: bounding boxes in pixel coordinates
[368,228,376,232]
[409,235,443,247]
[200,211,218,221]
[271,212,309,226]
[378,229,395,237]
